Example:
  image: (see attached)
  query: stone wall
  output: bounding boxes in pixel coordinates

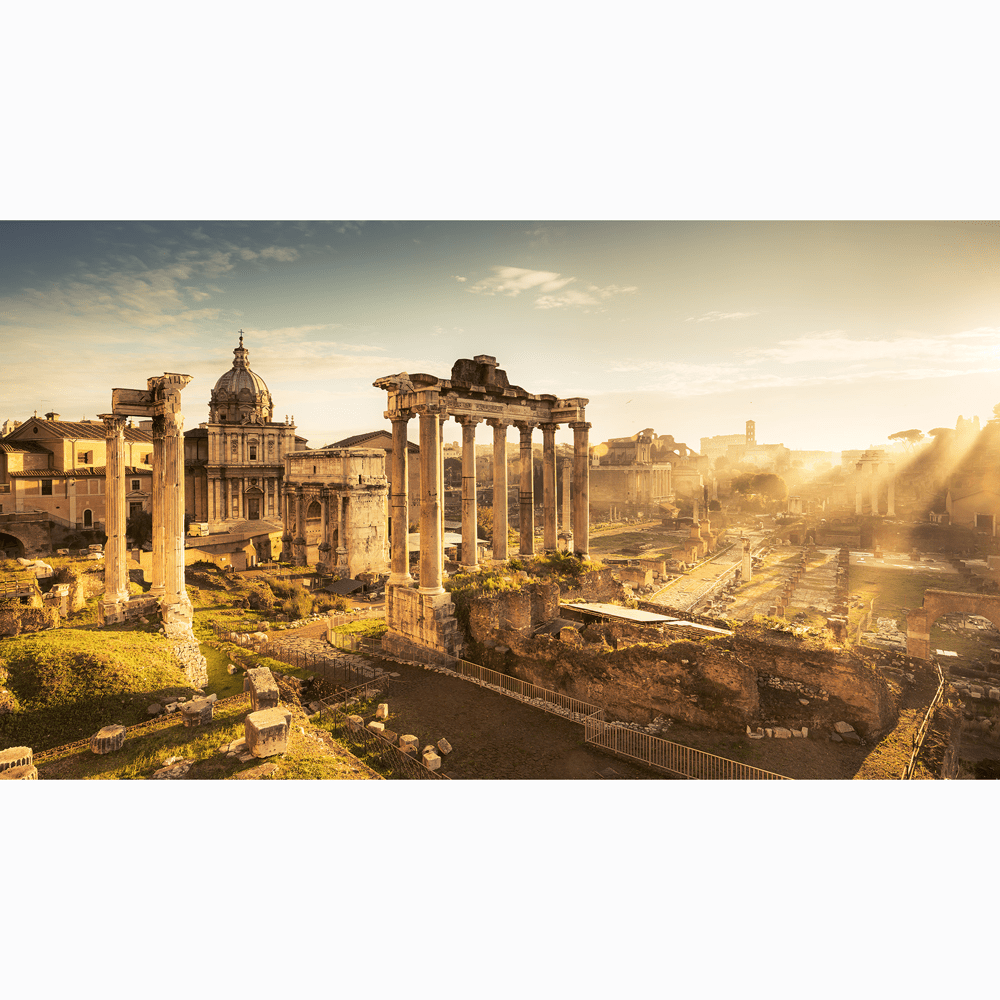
[467,581,560,644]
[558,567,629,603]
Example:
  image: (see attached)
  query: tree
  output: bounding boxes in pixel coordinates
[126,509,152,547]
[750,473,788,502]
[713,455,729,471]
[888,428,924,451]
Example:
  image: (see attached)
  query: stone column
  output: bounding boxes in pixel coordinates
[150,417,166,599]
[418,406,445,595]
[337,493,348,571]
[318,489,331,572]
[855,475,864,515]
[571,420,591,560]
[438,412,447,567]
[541,423,557,551]
[870,463,878,516]
[293,488,307,565]
[561,458,572,532]
[162,405,187,612]
[99,413,129,620]
[887,465,896,517]
[488,418,510,561]
[517,422,536,557]
[281,486,293,561]
[458,416,481,570]
[389,413,413,586]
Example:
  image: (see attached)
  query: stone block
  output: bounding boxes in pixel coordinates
[400,734,419,752]
[227,663,239,675]
[791,729,802,737]
[841,731,862,743]
[773,728,792,738]
[380,729,398,744]
[437,738,452,754]
[180,699,214,727]
[245,708,292,758]
[834,721,855,734]
[246,667,280,712]
[830,733,843,742]
[146,703,162,716]
[422,750,442,771]
[90,724,126,754]
[375,703,389,720]
[367,721,385,733]
[801,727,808,738]
[151,759,194,779]
[0,746,33,773]
[0,764,38,780]
[765,728,773,738]
[347,715,364,730]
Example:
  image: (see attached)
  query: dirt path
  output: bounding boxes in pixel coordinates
[373,659,666,780]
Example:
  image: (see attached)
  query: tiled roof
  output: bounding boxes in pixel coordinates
[325,430,418,452]
[4,419,153,443]
[0,441,52,454]
[6,466,152,479]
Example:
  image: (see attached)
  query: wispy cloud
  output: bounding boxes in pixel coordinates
[759,328,1000,365]
[451,275,467,282]
[466,265,636,311]
[687,310,758,322]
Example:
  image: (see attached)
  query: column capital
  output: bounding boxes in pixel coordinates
[414,402,447,417]
[455,414,483,427]
[514,420,539,435]
[98,412,128,432]
[569,421,592,432]
[387,409,414,424]
[540,422,559,435]
[486,417,512,430]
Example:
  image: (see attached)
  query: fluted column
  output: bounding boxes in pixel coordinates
[571,420,591,560]
[438,413,447,568]
[389,413,413,586]
[887,465,896,517]
[163,407,187,610]
[870,463,878,516]
[418,406,444,594]
[855,473,864,515]
[561,458,572,533]
[99,413,129,618]
[541,423,557,551]
[517,422,536,557]
[318,489,331,571]
[458,416,481,570]
[150,417,166,598]
[488,418,510,561]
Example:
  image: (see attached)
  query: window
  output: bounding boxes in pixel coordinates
[77,450,92,465]
[129,502,142,517]
[83,509,92,527]
[249,445,257,460]
[131,479,140,491]
[41,480,53,495]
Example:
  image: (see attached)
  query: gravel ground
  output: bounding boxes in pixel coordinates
[372,658,667,780]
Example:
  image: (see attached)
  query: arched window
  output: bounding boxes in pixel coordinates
[83,509,93,528]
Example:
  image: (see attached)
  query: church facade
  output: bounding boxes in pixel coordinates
[184,333,305,531]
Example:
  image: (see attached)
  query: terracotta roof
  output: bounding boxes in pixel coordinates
[325,430,418,452]
[6,466,152,479]
[4,419,152,442]
[0,441,52,454]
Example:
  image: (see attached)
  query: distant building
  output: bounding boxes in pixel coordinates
[1,413,153,555]
[702,420,789,470]
[183,333,305,530]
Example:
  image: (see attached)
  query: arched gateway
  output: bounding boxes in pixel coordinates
[906,589,1000,659]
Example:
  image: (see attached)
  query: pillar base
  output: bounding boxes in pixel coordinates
[386,584,463,660]
[98,597,127,625]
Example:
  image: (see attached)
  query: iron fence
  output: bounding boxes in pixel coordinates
[902,662,947,780]
[584,710,791,780]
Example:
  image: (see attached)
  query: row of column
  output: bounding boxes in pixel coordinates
[207,476,276,522]
[388,410,590,596]
[101,403,187,619]
[854,465,896,516]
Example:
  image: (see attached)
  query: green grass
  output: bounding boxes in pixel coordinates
[0,628,192,751]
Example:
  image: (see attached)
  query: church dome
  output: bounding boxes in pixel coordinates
[209,332,274,424]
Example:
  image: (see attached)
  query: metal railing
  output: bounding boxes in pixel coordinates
[902,662,947,780]
[584,710,791,780]
[448,655,599,720]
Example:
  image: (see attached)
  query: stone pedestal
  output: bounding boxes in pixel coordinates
[247,667,280,712]
[245,707,292,757]
[90,725,126,754]
[0,764,38,780]
[384,585,463,663]
[0,746,33,773]
[180,699,214,727]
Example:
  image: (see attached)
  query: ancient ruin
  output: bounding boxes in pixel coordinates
[374,355,590,662]
[101,373,207,686]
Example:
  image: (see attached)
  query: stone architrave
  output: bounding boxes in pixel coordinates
[90,725,126,754]
[247,667,280,712]
[245,707,292,757]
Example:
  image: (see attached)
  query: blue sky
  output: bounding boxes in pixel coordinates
[4,220,1000,453]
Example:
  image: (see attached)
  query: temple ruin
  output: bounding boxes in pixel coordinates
[100,373,207,687]
[374,355,590,662]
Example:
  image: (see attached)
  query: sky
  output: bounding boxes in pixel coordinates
[3,220,1000,454]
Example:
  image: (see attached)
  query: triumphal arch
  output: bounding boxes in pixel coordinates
[374,354,590,662]
[99,373,207,687]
